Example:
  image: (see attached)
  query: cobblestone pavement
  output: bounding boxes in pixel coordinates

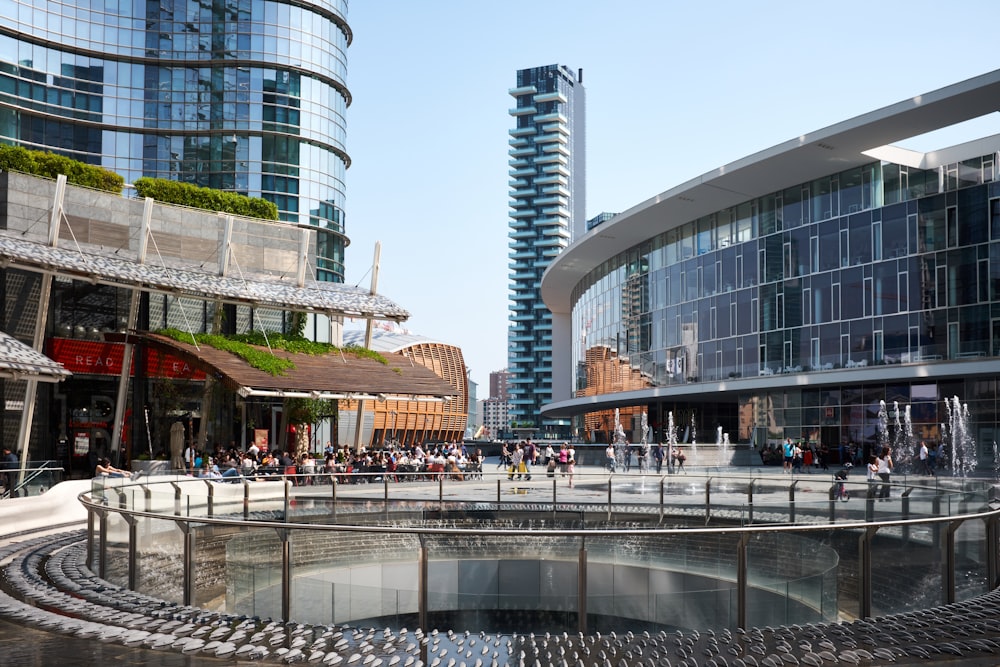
[0,617,226,666]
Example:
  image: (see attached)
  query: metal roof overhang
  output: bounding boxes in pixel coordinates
[112,332,459,402]
[0,330,70,382]
[0,235,410,322]
[541,69,1000,315]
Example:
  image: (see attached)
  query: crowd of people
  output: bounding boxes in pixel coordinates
[170,440,487,484]
[497,440,577,486]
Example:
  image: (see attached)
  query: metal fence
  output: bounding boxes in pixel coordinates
[80,471,999,633]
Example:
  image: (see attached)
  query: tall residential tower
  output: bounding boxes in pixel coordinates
[507,65,585,438]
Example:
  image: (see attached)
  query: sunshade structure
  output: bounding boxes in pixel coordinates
[0,233,409,322]
[114,332,459,402]
[0,330,70,382]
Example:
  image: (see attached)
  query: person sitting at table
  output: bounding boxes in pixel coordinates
[95,457,131,479]
[446,451,464,481]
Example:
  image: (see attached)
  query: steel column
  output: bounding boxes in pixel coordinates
[858,525,878,619]
[736,532,749,629]
[577,539,588,634]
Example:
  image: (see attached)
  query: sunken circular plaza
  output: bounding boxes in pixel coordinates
[0,470,999,666]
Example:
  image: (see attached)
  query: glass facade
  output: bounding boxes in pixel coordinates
[568,152,1000,463]
[0,0,350,281]
[508,64,585,438]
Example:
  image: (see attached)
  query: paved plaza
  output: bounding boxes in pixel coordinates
[0,463,995,666]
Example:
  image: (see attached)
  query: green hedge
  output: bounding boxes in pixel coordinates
[0,144,278,220]
[0,145,124,192]
[156,328,388,376]
[133,177,278,220]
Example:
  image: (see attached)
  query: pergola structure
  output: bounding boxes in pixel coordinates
[0,172,450,480]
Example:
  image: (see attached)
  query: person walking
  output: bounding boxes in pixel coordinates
[919,440,933,475]
[522,439,536,481]
[509,442,523,480]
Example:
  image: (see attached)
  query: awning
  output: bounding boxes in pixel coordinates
[0,235,410,322]
[111,332,459,401]
[0,331,71,382]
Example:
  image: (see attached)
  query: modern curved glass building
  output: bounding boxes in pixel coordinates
[0,0,350,281]
[541,69,1000,465]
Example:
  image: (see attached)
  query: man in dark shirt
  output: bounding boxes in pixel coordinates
[523,439,536,481]
[1,446,18,495]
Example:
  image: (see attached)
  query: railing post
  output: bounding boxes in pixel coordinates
[497,478,501,506]
[418,536,428,631]
[901,488,914,544]
[243,480,251,520]
[438,474,443,512]
[284,479,291,520]
[552,478,557,517]
[204,480,215,517]
[577,537,588,634]
[278,527,291,622]
[746,481,754,525]
[705,478,712,525]
[659,477,665,522]
[332,477,338,519]
[828,483,837,523]
[858,525,878,619]
[987,511,1000,591]
[174,520,193,606]
[736,532,749,629]
[607,478,612,520]
[170,481,182,516]
[86,508,95,570]
[98,508,109,580]
[123,513,138,591]
[943,519,963,605]
[865,482,876,522]
[789,480,798,524]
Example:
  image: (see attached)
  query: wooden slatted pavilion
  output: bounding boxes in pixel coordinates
[113,332,459,404]
[108,332,459,454]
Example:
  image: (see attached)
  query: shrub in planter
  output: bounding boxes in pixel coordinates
[133,177,278,220]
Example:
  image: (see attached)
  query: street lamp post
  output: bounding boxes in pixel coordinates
[389,410,397,444]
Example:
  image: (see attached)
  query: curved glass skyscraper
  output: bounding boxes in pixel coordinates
[0,0,350,281]
[541,69,1000,466]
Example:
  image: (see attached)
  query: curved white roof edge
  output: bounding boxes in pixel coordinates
[541,68,1000,315]
[341,328,450,353]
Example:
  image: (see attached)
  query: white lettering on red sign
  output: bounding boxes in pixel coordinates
[75,354,116,369]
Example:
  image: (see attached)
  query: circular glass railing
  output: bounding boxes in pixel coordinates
[79,471,996,634]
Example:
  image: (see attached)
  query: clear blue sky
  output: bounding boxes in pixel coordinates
[343,0,1000,393]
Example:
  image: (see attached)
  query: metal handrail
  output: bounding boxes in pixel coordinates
[2,461,63,499]
[79,473,998,631]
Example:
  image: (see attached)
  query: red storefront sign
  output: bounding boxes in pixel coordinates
[47,338,206,380]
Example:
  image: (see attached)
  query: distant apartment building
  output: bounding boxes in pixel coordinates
[481,397,511,442]
[507,64,585,440]
[489,369,512,401]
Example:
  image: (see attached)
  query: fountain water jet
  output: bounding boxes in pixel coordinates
[611,408,628,472]
[945,396,977,477]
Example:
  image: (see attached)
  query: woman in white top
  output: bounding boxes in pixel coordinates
[875,447,893,500]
